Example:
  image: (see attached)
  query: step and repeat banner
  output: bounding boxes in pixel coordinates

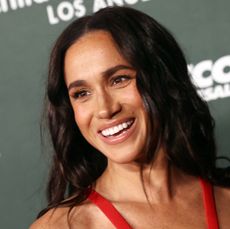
[0,0,229,228]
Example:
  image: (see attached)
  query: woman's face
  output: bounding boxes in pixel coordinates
[64,31,148,164]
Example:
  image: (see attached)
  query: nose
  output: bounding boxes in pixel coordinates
[95,90,122,119]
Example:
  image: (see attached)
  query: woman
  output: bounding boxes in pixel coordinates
[30,6,230,229]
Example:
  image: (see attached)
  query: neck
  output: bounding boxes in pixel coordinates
[95,149,181,203]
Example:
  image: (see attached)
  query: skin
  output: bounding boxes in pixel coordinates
[30,31,230,229]
[65,31,148,165]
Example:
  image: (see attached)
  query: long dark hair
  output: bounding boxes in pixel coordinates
[39,6,230,217]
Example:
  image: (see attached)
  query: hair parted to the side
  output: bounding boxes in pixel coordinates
[39,6,230,217]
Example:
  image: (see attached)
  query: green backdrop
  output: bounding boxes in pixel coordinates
[0,0,229,228]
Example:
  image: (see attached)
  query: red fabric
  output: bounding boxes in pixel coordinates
[200,178,219,229]
[88,190,132,229]
[88,179,219,229]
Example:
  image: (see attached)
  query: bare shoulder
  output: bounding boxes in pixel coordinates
[29,200,113,229]
[214,186,230,229]
[29,207,71,229]
[215,185,230,202]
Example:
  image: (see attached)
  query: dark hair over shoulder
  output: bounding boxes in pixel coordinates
[39,6,230,217]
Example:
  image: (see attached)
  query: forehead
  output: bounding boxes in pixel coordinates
[64,31,131,84]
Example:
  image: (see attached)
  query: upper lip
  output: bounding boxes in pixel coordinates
[97,117,135,133]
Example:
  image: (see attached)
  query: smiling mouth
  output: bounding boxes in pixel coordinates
[100,118,135,138]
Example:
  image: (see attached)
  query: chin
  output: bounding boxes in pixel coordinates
[104,148,143,165]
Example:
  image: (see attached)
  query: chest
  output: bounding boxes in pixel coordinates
[112,200,206,229]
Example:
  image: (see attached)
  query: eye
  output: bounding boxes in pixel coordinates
[111,75,131,86]
[71,90,90,100]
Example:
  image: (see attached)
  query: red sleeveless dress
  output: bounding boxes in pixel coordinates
[88,179,219,229]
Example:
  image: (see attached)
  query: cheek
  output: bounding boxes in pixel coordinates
[72,104,97,148]
[120,85,145,109]
[72,104,91,131]
[121,86,148,128]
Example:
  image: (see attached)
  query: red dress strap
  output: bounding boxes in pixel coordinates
[199,178,219,229]
[88,179,219,229]
[88,190,132,229]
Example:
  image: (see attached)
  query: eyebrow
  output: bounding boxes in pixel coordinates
[68,64,133,91]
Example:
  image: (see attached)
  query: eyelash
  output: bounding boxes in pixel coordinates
[70,75,131,100]
[111,75,131,86]
[72,90,90,100]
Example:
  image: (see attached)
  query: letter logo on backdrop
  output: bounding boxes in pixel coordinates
[47,0,86,25]
[0,0,150,24]
[0,0,48,12]
[1,0,229,103]
[189,55,230,101]
[93,0,149,12]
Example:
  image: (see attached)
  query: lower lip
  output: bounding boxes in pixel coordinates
[98,119,136,145]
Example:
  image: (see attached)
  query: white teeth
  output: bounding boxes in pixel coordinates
[102,129,108,136]
[109,129,114,135]
[118,124,123,131]
[101,119,134,137]
[122,122,128,128]
[114,126,119,133]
